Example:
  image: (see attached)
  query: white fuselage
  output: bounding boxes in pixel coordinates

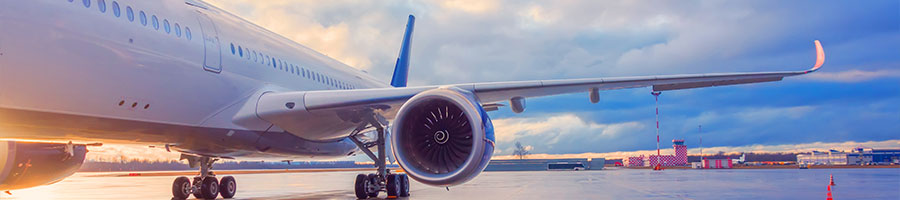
[0,0,387,159]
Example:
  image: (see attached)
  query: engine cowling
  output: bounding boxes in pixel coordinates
[391,87,495,186]
[0,141,87,190]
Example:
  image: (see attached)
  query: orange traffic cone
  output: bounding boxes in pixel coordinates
[830,174,835,186]
[826,185,833,200]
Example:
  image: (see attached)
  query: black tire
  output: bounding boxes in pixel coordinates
[192,177,204,199]
[200,177,219,199]
[366,174,380,198]
[172,176,192,200]
[219,176,237,199]
[354,174,369,199]
[386,174,400,198]
[399,174,410,197]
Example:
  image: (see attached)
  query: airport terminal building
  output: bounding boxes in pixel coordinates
[797,148,900,165]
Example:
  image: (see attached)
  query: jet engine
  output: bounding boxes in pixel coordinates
[0,141,87,191]
[391,87,495,186]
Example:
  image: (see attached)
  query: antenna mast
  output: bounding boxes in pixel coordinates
[652,91,662,170]
[699,125,703,162]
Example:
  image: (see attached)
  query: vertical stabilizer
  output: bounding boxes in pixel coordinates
[390,15,415,87]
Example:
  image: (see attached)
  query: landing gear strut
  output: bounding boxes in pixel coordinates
[349,113,410,199]
[172,155,237,199]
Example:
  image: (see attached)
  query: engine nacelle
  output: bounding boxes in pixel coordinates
[0,141,87,190]
[391,87,495,186]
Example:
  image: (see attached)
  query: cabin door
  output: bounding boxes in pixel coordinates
[195,12,221,73]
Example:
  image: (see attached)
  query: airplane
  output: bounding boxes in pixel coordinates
[0,0,826,199]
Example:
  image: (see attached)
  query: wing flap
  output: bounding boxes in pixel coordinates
[653,76,783,91]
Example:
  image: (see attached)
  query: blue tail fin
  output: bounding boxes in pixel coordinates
[390,15,415,87]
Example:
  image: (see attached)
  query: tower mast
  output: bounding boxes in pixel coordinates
[652,91,662,170]
[699,125,703,162]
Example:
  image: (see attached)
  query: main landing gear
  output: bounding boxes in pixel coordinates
[349,114,410,199]
[172,155,237,200]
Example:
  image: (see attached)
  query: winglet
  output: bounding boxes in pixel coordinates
[807,40,825,73]
[390,15,416,87]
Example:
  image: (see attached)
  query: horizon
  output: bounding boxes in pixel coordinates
[84,139,900,162]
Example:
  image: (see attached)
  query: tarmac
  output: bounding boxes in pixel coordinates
[7,167,900,199]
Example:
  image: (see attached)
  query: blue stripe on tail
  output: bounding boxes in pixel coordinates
[390,15,415,87]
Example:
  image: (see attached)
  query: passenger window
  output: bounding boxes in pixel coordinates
[97,0,106,12]
[271,58,276,68]
[152,15,159,30]
[238,46,242,57]
[111,1,120,17]
[252,51,257,62]
[230,44,235,55]
[185,27,192,40]
[126,6,134,22]
[290,66,295,74]
[175,23,181,37]
[83,0,90,8]
[139,11,147,26]
[163,19,170,33]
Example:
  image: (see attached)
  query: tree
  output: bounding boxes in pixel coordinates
[513,142,530,160]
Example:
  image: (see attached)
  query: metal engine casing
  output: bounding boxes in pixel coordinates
[390,87,495,186]
[0,141,87,190]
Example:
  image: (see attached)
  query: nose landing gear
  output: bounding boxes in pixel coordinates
[349,113,411,199]
[171,155,236,200]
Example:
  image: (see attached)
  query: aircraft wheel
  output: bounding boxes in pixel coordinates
[219,176,237,199]
[366,174,380,198]
[354,174,369,199]
[192,177,204,199]
[172,176,192,200]
[200,176,219,199]
[386,174,401,198]
[399,174,410,197]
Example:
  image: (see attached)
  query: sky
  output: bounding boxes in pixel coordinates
[94,0,900,161]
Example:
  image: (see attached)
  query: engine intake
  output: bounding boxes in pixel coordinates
[391,87,494,186]
[0,141,87,190]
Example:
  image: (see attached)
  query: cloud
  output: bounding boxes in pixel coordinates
[734,106,815,123]
[803,69,900,82]
[438,0,499,14]
[491,113,645,154]
[492,113,644,143]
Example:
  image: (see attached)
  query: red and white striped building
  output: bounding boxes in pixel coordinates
[625,139,689,167]
[625,155,645,167]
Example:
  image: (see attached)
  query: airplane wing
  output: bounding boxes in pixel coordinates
[257,40,824,120]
